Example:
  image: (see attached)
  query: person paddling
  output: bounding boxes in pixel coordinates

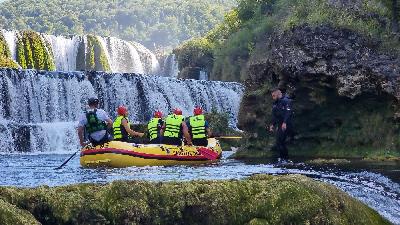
[77,97,113,147]
[113,105,144,142]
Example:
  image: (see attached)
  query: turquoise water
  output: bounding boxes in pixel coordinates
[0,152,399,224]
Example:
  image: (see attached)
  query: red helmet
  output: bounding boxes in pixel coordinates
[173,108,182,115]
[194,107,203,115]
[117,105,128,116]
[154,110,163,118]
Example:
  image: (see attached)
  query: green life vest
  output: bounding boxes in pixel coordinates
[163,114,184,138]
[147,118,161,141]
[113,116,130,140]
[189,115,207,139]
[85,110,107,134]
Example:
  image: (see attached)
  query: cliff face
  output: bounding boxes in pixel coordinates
[238,25,400,156]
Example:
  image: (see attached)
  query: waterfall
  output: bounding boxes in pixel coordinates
[2,30,18,62]
[162,54,179,78]
[1,30,161,74]
[0,68,244,153]
[98,36,145,74]
[199,71,208,80]
[131,42,160,74]
[43,34,80,71]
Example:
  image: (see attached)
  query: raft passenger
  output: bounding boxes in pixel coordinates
[113,105,144,142]
[77,97,113,147]
[161,108,192,146]
[147,110,164,144]
[187,107,211,147]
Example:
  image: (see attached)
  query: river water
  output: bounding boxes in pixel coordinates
[0,151,398,224]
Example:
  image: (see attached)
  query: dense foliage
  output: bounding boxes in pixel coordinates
[0,0,236,49]
[175,0,399,82]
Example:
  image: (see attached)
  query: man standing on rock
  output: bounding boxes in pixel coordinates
[268,88,293,162]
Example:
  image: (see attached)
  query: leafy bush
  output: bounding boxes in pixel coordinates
[174,0,399,82]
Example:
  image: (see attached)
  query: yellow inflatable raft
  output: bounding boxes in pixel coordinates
[80,138,222,168]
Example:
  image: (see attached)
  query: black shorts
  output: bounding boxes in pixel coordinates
[162,137,182,146]
[149,137,162,144]
[89,132,112,146]
[192,138,208,147]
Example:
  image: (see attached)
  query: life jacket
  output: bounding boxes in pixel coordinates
[113,116,130,140]
[189,115,206,139]
[147,118,161,141]
[85,109,107,134]
[163,114,184,138]
[272,95,293,125]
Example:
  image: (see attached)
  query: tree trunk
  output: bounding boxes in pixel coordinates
[392,0,399,33]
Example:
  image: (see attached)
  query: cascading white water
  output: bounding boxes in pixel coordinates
[0,69,244,153]
[199,71,208,80]
[0,70,95,123]
[131,42,160,74]
[43,34,80,71]
[98,36,145,74]
[1,30,163,75]
[95,73,243,125]
[162,54,179,78]
[2,30,18,62]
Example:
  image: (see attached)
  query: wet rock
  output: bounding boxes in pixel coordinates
[307,158,351,165]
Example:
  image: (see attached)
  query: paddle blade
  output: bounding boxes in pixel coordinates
[197,147,219,160]
[215,136,242,139]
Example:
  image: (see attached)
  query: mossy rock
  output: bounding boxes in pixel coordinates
[16,30,55,70]
[85,35,111,72]
[0,199,40,225]
[0,56,19,69]
[306,158,351,165]
[0,32,18,69]
[0,175,390,225]
[0,32,12,59]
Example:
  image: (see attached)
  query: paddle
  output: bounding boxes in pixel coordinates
[197,147,219,160]
[55,149,80,170]
[213,136,243,139]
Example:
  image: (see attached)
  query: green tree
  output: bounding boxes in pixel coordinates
[0,0,236,49]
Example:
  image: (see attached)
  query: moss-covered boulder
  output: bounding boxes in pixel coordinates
[75,35,111,72]
[0,32,19,69]
[0,56,19,69]
[0,199,40,225]
[16,30,55,70]
[0,175,390,225]
[0,32,12,59]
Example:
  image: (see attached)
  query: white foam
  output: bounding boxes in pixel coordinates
[43,34,80,71]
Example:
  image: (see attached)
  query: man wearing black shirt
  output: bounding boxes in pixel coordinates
[268,88,293,161]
